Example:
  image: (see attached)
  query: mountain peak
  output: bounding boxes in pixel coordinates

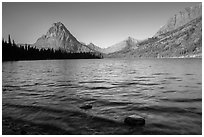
[127,36,133,39]
[127,36,135,41]
[46,21,72,39]
[126,36,139,44]
[50,21,68,32]
[34,22,95,53]
[53,22,64,27]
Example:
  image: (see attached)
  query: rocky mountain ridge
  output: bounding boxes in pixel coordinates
[107,4,202,58]
[155,4,202,37]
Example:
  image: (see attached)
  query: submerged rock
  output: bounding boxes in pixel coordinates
[124,115,145,126]
[79,104,92,110]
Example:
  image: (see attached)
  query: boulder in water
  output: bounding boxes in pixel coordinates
[124,115,145,126]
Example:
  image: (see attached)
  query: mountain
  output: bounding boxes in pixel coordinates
[85,37,140,54]
[103,37,140,54]
[108,4,202,58]
[155,4,202,37]
[33,22,95,53]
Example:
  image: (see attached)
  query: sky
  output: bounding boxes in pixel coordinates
[2,2,200,48]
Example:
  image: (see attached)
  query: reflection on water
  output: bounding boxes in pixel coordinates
[2,58,202,134]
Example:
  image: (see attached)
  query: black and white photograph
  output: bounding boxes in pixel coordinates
[2,1,202,135]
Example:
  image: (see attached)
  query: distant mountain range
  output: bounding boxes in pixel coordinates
[32,4,202,58]
[103,37,140,54]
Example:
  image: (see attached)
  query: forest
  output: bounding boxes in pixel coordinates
[2,35,103,61]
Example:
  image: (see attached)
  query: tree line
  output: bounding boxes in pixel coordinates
[2,35,103,61]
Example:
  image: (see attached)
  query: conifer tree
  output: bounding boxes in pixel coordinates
[8,35,12,45]
[12,39,16,46]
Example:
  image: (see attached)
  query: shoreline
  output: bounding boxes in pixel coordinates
[2,112,144,135]
[2,56,202,62]
[2,116,73,135]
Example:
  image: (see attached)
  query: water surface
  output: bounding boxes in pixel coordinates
[2,58,202,134]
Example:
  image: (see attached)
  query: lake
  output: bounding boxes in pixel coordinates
[2,58,202,134]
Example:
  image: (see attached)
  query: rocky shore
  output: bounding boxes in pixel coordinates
[2,113,144,135]
[2,116,72,135]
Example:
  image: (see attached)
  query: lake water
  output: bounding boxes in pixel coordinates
[2,58,202,134]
